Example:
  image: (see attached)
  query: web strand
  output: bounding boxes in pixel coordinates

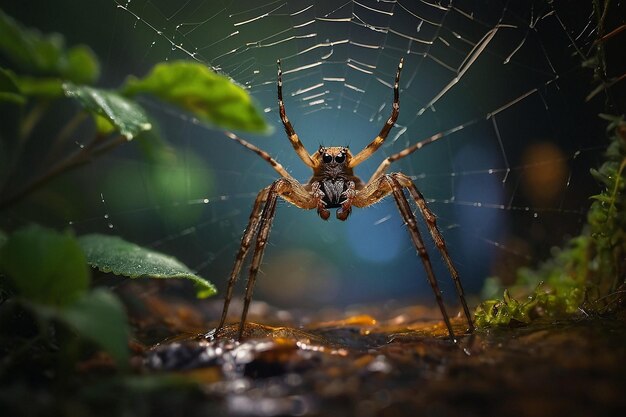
[80,0,604,304]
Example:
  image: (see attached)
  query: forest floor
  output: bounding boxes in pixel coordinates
[3,281,626,417]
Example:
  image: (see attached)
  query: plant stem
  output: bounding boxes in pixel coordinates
[44,111,89,164]
[18,100,49,141]
[0,100,50,193]
[0,134,126,210]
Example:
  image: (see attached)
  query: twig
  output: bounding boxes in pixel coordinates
[44,111,89,164]
[586,72,626,101]
[0,100,50,193]
[18,100,49,141]
[594,24,626,45]
[0,134,126,210]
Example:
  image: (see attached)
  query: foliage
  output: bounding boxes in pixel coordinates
[0,8,261,388]
[0,9,99,84]
[0,9,264,295]
[0,225,130,366]
[475,0,625,328]
[587,115,626,298]
[79,234,216,298]
[62,82,152,140]
[476,115,626,327]
[0,7,268,210]
[123,61,269,133]
[0,224,89,306]
[53,288,131,367]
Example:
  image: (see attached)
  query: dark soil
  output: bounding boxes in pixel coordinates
[137,288,626,417]
[3,283,626,417]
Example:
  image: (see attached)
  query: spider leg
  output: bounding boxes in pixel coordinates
[349,58,403,168]
[224,131,295,180]
[277,60,317,168]
[367,132,444,184]
[215,186,269,335]
[236,178,318,340]
[353,174,457,342]
[238,184,279,339]
[392,173,475,332]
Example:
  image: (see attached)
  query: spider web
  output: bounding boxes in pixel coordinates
[70,0,604,309]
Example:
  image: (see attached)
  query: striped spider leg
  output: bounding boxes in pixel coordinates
[216,58,474,341]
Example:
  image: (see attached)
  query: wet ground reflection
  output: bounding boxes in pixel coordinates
[131,289,626,417]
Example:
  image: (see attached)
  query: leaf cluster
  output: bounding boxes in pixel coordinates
[476,116,626,327]
[0,8,255,382]
[0,225,130,367]
[0,7,268,210]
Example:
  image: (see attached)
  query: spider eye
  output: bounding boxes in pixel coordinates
[322,153,333,163]
[335,153,346,163]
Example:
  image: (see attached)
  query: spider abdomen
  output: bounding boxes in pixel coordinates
[320,179,347,208]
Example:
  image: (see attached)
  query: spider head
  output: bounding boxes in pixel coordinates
[313,146,355,178]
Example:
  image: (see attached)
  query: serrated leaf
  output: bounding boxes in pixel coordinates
[78,234,216,298]
[122,61,269,133]
[0,10,99,83]
[0,225,89,306]
[63,83,152,140]
[58,289,130,368]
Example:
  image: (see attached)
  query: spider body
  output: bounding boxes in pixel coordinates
[217,58,474,342]
[309,147,361,220]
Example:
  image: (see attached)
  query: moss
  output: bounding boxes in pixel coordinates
[476,115,626,327]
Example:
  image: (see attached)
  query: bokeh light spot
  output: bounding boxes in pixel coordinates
[521,142,568,207]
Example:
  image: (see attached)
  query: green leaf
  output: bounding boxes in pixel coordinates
[0,68,64,98]
[0,225,89,306]
[78,234,216,298]
[94,114,116,135]
[0,9,100,83]
[0,67,25,104]
[58,289,130,367]
[63,83,152,140]
[62,45,100,84]
[15,75,63,97]
[138,130,215,228]
[122,61,269,133]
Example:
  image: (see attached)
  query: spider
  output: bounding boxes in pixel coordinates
[216,58,474,342]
